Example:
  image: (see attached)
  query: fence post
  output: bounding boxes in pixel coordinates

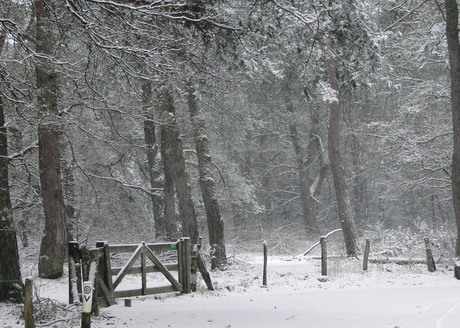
[141,242,147,295]
[320,236,327,276]
[24,278,35,328]
[363,238,370,271]
[95,242,106,281]
[95,241,115,306]
[424,238,436,272]
[177,239,183,287]
[95,242,106,300]
[179,238,191,293]
[102,243,114,297]
[68,241,82,304]
[262,241,268,286]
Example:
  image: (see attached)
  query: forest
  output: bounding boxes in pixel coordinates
[1,0,460,304]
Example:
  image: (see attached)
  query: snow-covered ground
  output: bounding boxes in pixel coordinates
[2,251,460,328]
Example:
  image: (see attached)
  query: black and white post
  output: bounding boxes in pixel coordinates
[81,281,94,328]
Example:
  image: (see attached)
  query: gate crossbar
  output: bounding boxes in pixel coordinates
[68,238,191,308]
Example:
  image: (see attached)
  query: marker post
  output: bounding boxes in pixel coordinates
[81,281,94,328]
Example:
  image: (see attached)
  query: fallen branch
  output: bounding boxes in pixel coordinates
[303,229,342,256]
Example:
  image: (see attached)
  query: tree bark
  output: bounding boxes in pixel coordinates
[187,80,227,268]
[36,0,67,278]
[307,105,328,199]
[327,59,358,256]
[283,70,319,234]
[161,144,178,240]
[0,95,23,302]
[60,142,77,242]
[159,85,199,244]
[445,0,460,279]
[0,15,23,303]
[158,90,179,240]
[288,121,317,233]
[142,80,166,239]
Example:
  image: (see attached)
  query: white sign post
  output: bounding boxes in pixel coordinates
[82,281,94,313]
[81,281,94,328]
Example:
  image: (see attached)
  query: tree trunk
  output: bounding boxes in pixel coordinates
[307,105,328,199]
[36,0,67,278]
[161,145,178,240]
[0,95,23,303]
[288,122,317,234]
[350,132,367,225]
[327,59,358,256]
[445,0,460,279]
[187,80,227,268]
[283,70,319,235]
[142,80,165,239]
[61,144,77,242]
[158,90,179,241]
[159,85,199,244]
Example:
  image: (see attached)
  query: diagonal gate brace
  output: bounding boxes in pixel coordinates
[143,242,182,291]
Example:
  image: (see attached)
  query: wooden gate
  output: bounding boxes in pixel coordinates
[68,238,191,307]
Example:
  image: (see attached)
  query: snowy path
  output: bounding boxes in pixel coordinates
[3,255,460,328]
[93,278,460,328]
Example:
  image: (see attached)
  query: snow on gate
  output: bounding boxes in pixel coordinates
[68,238,191,308]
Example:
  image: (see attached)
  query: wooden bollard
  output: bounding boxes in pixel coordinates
[262,241,268,286]
[320,236,327,276]
[363,239,370,271]
[24,278,35,328]
[424,238,436,272]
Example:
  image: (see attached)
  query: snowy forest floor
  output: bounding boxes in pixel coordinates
[2,242,460,328]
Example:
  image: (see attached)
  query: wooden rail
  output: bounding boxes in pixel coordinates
[68,238,191,309]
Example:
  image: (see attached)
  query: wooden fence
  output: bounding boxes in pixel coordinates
[68,238,191,307]
[310,236,438,276]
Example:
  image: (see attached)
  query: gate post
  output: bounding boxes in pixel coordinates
[95,242,113,295]
[69,241,82,304]
[178,238,191,293]
[177,239,183,286]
